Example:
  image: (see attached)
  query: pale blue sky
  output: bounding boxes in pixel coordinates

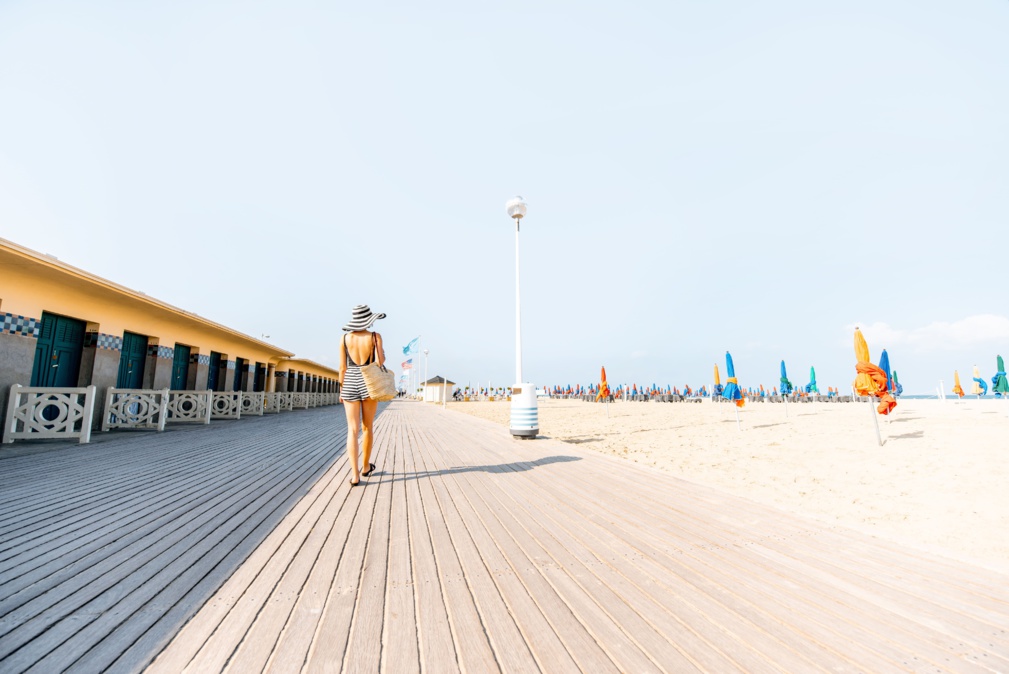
[2,1,1007,393]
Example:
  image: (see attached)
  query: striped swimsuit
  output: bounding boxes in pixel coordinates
[340,334,375,402]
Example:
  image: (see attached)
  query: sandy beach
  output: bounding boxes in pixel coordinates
[449,397,1009,574]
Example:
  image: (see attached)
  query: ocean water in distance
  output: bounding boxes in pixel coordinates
[899,394,1005,400]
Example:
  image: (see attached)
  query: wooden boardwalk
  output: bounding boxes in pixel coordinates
[145,401,1008,674]
[0,406,348,674]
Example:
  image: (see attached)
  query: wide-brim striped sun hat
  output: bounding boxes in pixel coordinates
[342,304,386,332]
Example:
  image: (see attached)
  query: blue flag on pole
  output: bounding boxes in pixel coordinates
[403,337,420,355]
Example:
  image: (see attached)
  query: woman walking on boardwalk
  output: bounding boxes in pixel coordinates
[339,304,386,487]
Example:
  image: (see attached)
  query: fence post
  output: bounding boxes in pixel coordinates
[3,384,21,444]
[81,386,96,443]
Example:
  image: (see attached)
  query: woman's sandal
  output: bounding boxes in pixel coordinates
[361,463,377,477]
[349,478,361,487]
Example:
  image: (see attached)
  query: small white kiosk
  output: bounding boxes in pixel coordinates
[422,376,455,403]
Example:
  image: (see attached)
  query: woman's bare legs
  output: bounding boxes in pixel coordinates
[344,400,362,483]
[361,399,378,471]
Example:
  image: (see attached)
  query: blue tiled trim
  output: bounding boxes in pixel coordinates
[1,313,40,338]
[87,332,122,351]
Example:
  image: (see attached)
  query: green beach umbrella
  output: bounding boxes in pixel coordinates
[806,366,818,394]
[993,355,1009,395]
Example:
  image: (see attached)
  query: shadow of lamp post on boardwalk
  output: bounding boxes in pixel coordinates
[506,195,539,439]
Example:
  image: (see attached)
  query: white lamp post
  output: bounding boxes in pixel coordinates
[506,195,539,438]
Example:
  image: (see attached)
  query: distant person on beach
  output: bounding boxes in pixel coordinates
[339,304,386,487]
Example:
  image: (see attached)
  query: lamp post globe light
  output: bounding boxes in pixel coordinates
[506,195,539,438]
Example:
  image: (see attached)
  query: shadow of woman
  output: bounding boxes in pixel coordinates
[383,454,582,483]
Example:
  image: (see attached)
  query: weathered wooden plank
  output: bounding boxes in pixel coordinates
[379,412,420,674]
[411,425,542,673]
[396,412,459,674]
[0,421,319,570]
[8,440,337,674]
[144,444,354,673]
[339,414,396,673]
[300,430,387,673]
[0,431,326,606]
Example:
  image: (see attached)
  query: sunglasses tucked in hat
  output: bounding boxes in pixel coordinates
[343,304,386,332]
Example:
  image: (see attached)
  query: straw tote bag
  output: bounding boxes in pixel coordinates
[358,334,397,402]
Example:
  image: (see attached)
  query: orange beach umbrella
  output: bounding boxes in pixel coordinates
[952,370,964,398]
[596,366,610,402]
[853,328,896,415]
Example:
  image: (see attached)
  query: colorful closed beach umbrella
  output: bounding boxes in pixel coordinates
[779,360,793,395]
[972,365,987,396]
[993,355,1009,397]
[891,370,903,396]
[952,370,965,398]
[806,366,818,394]
[853,328,896,415]
[722,352,744,407]
[596,366,610,401]
[878,350,893,392]
[713,364,723,397]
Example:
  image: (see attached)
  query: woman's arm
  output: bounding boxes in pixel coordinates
[338,334,347,384]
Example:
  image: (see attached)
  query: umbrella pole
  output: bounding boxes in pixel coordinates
[783,393,789,418]
[734,405,741,431]
[868,398,883,446]
[606,398,610,418]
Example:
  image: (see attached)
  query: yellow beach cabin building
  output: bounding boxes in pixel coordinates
[0,237,340,439]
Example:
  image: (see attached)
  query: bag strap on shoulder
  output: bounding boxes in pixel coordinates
[371,333,383,369]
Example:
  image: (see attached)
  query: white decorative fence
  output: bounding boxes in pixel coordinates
[264,392,292,413]
[211,392,242,419]
[167,390,213,424]
[102,388,169,432]
[3,381,340,444]
[3,384,97,444]
[240,392,265,416]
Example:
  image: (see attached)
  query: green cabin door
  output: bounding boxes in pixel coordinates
[254,363,266,392]
[171,344,191,390]
[31,312,86,387]
[117,332,148,388]
[233,357,246,391]
[207,352,223,391]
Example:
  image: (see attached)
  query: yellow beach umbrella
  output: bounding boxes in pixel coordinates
[952,370,964,398]
[971,366,983,396]
[853,329,880,397]
[713,364,721,386]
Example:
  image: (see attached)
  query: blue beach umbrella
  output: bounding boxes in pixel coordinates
[779,360,793,395]
[722,352,743,406]
[878,350,893,391]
